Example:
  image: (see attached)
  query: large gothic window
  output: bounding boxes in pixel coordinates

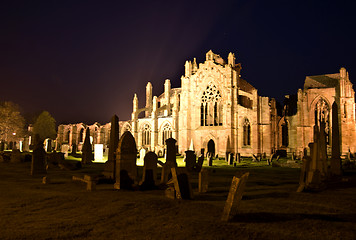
[201,83,223,126]
[314,98,330,144]
[161,123,172,145]
[142,124,151,146]
[243,118,251,146]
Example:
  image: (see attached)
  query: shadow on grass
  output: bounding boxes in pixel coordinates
[230,212,356,223]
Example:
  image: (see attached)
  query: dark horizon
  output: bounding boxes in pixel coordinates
[1,0,355,125]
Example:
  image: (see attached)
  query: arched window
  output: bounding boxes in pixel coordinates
[142,124,151,146]
[201,83,223,126]
[161,123,172,145]
[243,118,251,146]
[314,98,330,144]
[79,128,84,143]
[281,121,289,147]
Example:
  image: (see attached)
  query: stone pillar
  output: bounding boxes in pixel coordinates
[164,79,171,116]
[145,82,152,117]
[151,97,158,152]
[331,101,342,175]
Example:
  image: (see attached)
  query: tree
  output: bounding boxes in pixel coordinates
[32,111,56,141]
[0,101,26,142]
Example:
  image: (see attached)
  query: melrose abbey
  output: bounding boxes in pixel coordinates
[57,50,356,158]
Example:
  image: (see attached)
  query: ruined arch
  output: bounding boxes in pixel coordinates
[311,96,331,144]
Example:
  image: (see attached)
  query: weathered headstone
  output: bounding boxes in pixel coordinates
[228,153,234,165]
[139,148,146,164]
[194,154,204,172]
[199,168,209,193]
[0,142,4,151]
[221,172,250,221]
[103,115,120,179]
[236,153,241,164]
[165,138,177,165]
[72,175,96,191]
[81,127,93,165]
[114,131,137,190]
[185,150,196,172]
[160,161,177,184]
[140,151,158,189]
[94,144,104,162]
[330,101,342,176]
[166,168,193,200]
[31,141,47,176]
[207,152,213,166]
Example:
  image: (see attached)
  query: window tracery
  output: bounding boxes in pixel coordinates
[142,124,151,146]
[201,83,223,126]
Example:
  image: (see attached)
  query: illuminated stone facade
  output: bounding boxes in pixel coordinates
[57,51,356,157]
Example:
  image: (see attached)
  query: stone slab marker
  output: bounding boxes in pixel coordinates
[94,144,104,162]
[140,151,158,187]
[31,142,47,176]
[331,101,342,176]
[185,150,196,172]
[199,168,209,193]
[114,131,137,190]
[221,172,249,222]
[165,138,177,165]
[81,127,93,165]
[103,115,119,179]
[166,168,193,200]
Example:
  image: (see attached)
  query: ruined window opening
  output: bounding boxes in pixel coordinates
[281,121,289,147]
[314,98,330,144]
[201,83,223,126]
[79,128,84,143]
[243,118,251,146]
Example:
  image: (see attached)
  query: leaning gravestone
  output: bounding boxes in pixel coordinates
[114,131,137,190]
[103,115,120,179]
[221,172,249,221]
[81,127,93,165]
[185,150,196,172]
[31,142,47,176]
[166,168,193,200]
[140,151,158,189]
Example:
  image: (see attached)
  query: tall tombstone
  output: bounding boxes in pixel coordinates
[103,115,120,179]
[114,131,137,190]
[207,152,213,166]
[221,172,250,221]
[140,151,158,189]
[195,154,204,172]
[319,122,328,176]
[228,153,234,165]
[139,148,146,164]
[331,102,342,176]
[31,135,47,176]
[185,150,196,172]
[165,138,177,165]
[236,153,241,164]
[81,127,93,165]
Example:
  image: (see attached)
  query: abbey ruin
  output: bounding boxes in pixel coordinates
[57,50,356,158]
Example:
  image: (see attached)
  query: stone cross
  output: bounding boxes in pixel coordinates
[221,172,249,221]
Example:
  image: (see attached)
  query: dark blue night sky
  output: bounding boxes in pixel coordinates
[1,0,355,124]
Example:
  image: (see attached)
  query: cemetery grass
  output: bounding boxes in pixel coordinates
[1,160,356,240]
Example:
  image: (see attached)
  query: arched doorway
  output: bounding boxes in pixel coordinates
[207,139,215,157]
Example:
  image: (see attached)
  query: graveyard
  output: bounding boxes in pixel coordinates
[1,154,356,240]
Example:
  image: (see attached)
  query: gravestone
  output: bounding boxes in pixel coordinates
[140,151,158,189]
[61,144,70,158]
[185,150,196,172]
[166,168,193,200]
[165,138,177,165]
[10,149,22,163]
[236,153,241,164]
[139,148,146,164]
[228,153,234,165]
[160,161,177,184]
[103,115,120,179]
[31,142,47,176]
[114,131,137,190]
[221,172,250,221]
[94,144,104,162]
[71,143,77,155]
[199,168,209,193]
[207,152,213,166]
[194,154,204,172]
[81,128,93,165]
[0,142,4,151]
[331,102,342,176]
[45,139,52,152]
